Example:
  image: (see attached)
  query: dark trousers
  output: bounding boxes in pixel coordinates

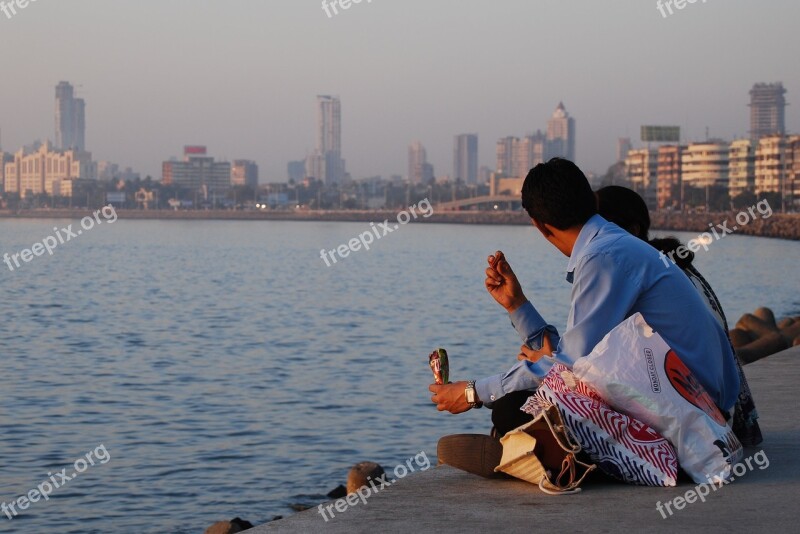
[490,390,536,437]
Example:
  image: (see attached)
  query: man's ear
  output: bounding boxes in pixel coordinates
[531,217,553,238]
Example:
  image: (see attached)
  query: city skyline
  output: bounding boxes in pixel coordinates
[0,1,798,182]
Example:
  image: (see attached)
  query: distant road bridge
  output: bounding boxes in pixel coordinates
[434,195,520,211]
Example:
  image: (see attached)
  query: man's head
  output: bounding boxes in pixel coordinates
[521,158,597,233]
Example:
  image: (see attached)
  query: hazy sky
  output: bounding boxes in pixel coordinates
[1,0,798,181]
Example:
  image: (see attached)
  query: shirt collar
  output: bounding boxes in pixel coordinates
[565,214,606,283]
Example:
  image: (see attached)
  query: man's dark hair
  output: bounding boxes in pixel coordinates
[521,158,597,230]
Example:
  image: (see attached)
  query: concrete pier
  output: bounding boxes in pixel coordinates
[250,345,800,533]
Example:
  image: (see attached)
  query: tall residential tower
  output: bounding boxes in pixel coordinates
[408,141,434,183]
[307,95,346,184]
[55,81,86,151]
[453,134,478,184]
[545,102,576,161]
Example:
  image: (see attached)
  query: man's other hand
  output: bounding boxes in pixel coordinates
[517,335,554,363]
[429,381,471,414]
[485,250,527,313]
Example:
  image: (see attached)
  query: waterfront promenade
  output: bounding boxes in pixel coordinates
[250,345,800,533]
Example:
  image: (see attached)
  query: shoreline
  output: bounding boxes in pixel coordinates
[1,208,798,241]
[250,346,800,532]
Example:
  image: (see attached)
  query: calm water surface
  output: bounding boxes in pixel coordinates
[1,219,798,533]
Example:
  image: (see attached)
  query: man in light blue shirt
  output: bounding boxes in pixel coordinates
[430,158,740,438]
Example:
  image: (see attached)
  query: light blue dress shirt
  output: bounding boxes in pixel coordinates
[475,215,740,412]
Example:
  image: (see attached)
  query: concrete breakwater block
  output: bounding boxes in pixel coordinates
[204,517,254,534]
[347,462,386,495]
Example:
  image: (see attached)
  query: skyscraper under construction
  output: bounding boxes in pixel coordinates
[749,82,787,141]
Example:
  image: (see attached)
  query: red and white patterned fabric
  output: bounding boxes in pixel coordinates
[573,313,743,484]
[522,363,678,487]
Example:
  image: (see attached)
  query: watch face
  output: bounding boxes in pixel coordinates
[466,388,475,403]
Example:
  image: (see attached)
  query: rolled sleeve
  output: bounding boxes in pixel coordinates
[509,300,560,350]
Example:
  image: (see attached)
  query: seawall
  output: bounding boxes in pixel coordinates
[1,209,798,240]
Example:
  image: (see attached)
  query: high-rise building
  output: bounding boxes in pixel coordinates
[231,160,259,188]
[453,134,478,184]
[496,137,516,176]
[749,83,787,141]
[754,135,786,195]
[656,145,683,210]
[408,141,434,183]
[317,95,341,154]
[729,139,755,198]
[308,95,345,184]
[0,152,9,191]
[496,132,546,179]
[3,141,94,198]
[787,136,800,210]
[681,142,729,190]
[513,132,546,179]
[162,146,231,193]
[305,152,326,182]
[55,81,86,151]
[625,148,658,209]
[545,102,576,161]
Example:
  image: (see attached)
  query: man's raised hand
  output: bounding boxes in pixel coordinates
[485,250,527,313]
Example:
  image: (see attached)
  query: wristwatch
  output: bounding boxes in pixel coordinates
[465,381,483,409]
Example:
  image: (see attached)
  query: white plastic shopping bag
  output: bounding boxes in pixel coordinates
[572,313,743,483]
[524,363,678,486]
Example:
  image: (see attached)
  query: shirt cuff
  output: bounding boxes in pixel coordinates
[474,374,504,409]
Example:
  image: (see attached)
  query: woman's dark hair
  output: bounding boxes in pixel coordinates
[596,185,694,268]
[596,185,651,240]
[521,158,597,230]
[649,237,695,269]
